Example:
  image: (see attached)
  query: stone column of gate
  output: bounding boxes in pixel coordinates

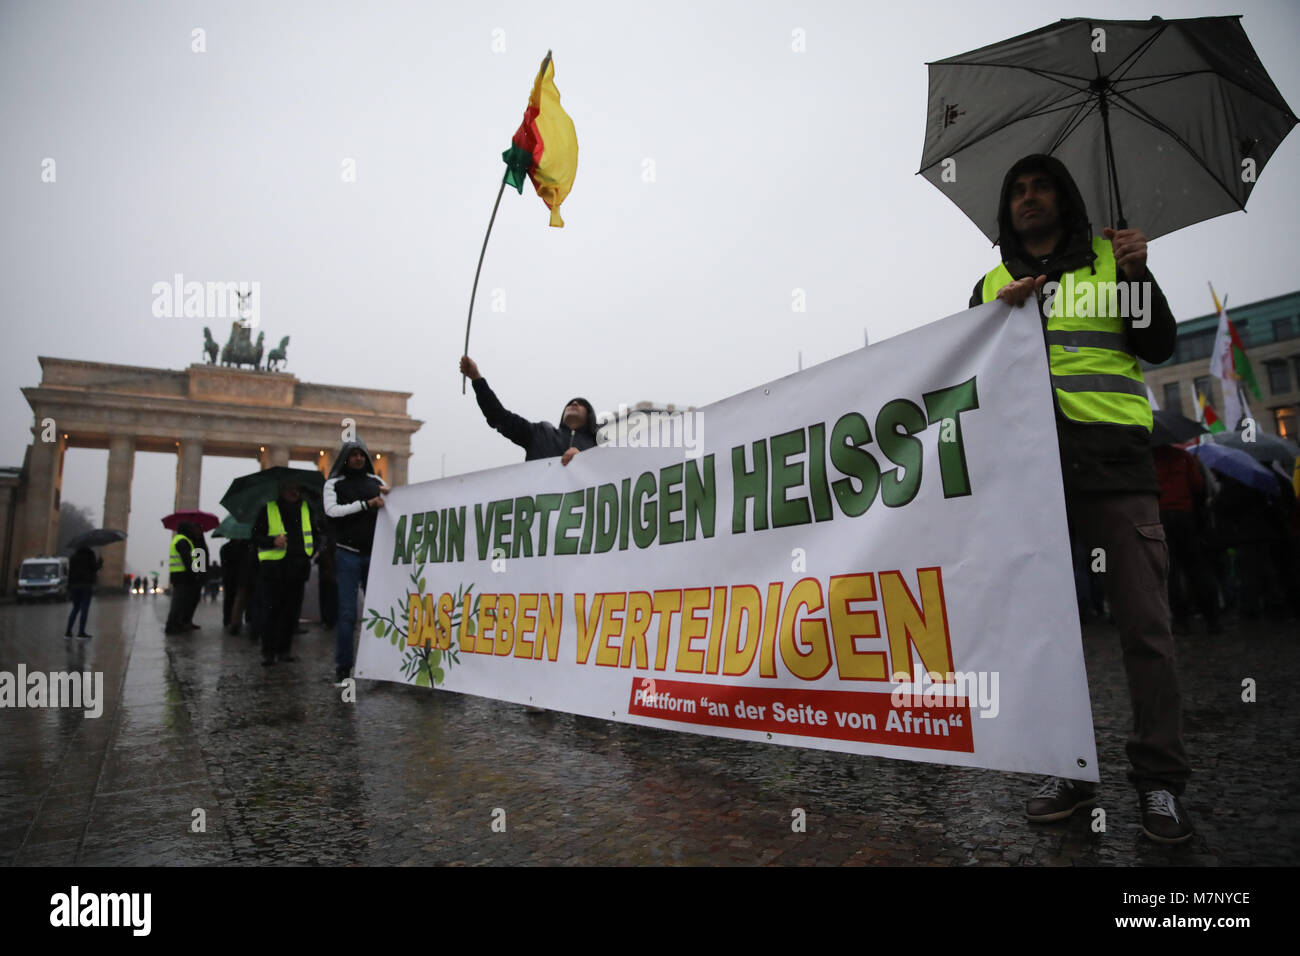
[386,452,409,487]
[264,445,290,469]
[102,435,135,590]
[21,434,64,559]
[174,437,204,512]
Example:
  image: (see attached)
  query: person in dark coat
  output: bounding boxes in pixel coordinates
[1154,444,1222,633]
[220,538,249,630]
[65,546,102,639]
[459,355,598,464]
[251,480,316,665]
[184,530,209,626]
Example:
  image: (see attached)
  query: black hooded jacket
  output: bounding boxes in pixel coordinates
[968,154,1177,495]
[471,378,598,461]
[324,441,384,554]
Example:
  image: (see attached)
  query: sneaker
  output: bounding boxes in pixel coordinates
[1025,777,1098,822]
[76,632,92,640]
[1139,789,1193,844]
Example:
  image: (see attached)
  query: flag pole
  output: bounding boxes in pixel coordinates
[462,178,509,394]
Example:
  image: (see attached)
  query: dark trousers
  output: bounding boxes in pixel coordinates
[183,577,203,624]
[320,572,337,627]
[166,578,200,632]
[222,577,235,625]
[66,587,92,635]
[1067,491,1190,795]
[260,573,307,660]
[1161,509,1220,626]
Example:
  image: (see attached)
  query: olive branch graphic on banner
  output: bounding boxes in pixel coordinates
[363,564,478,688]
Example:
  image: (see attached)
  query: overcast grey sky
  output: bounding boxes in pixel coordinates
[3,0,1298,577]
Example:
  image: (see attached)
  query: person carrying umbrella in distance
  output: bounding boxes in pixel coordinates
[967,152,1192,843]
[251,478,317,666]
[164,521,204,635]
[324,441,390,685]
[459,355,597,466]
[65,546,102,639]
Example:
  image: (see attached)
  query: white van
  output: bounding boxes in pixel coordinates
[17,556,70,602]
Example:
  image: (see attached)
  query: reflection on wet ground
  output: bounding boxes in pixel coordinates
[2,594,1296,865]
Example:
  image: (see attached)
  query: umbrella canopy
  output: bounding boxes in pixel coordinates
[66,528,127,550]
[162,510,220,532]
[220,466,325,524]
[1209,429,1297,467]
[919,16,1297,241]
[1149,410,1206,447]
[1187,443,1279,498]
[213,516,253,540]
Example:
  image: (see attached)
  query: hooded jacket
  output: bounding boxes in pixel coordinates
[323,441,384,554]
[969,154,1177,495]
[471,378,598,461]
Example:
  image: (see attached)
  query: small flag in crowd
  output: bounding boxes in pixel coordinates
[1197,392,1226,434]
[1210,284,1262,400]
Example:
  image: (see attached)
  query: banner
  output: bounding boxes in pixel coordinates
[356,301,1097,780]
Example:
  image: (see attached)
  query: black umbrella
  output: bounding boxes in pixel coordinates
[919,16,1297,241]
[220,466,325,524]
[66,528,127,550]
[1210,429,1297,467]
[1148,410,1206,447]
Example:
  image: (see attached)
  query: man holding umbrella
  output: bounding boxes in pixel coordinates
[251,478,317,665]
[971,153,1192,843]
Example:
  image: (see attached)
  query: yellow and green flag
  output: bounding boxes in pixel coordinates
[502,51,578,227]
[1197,392,1226,434]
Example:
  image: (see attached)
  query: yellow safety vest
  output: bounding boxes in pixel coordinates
[168,533,188,572]
[258,501,314,562]
[982,237,1152,432]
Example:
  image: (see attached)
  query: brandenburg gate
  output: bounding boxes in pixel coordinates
[10,357,422,592]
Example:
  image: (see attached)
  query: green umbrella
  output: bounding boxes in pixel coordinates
[213,516,253,540]
[219,467,325,524]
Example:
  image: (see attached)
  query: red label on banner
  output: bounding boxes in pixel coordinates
[626,677,973,753]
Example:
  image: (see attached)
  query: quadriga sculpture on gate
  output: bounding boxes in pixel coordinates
[220,323,265,370]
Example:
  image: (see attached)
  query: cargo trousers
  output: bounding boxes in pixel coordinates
[1066,491,1191,795]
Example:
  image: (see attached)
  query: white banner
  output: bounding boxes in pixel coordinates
[356,301,1097,780]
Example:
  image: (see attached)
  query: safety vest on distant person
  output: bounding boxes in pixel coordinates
[982,236,1153,432]
[168,533,188,573]
[258,501,314,562]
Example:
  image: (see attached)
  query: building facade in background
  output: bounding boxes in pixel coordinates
[1143,289,1300,438]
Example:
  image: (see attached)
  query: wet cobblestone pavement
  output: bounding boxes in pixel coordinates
[2,594,1297,866]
